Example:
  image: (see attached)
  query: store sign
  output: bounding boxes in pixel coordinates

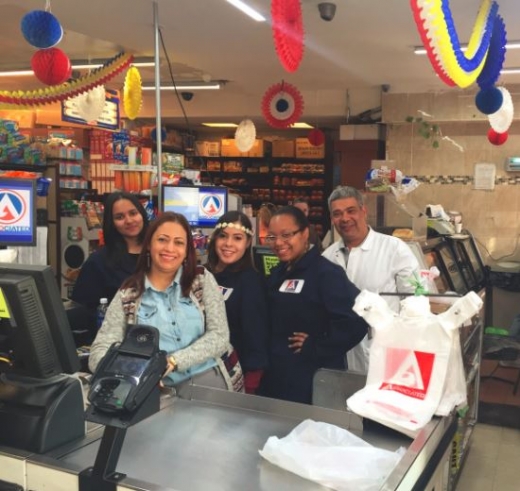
[61,89,120,130]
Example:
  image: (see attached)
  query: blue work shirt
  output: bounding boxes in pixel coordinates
[137,268,216,385]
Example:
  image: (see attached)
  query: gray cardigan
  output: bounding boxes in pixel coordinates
[88,268,230,374]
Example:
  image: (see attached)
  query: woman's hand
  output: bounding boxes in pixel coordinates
[160,355,177,386]
[288,332,309,354]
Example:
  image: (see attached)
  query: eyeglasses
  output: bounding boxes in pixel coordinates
[264,229,302,244]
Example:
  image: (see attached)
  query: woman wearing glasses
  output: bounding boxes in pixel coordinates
[206,211,269,394]
[259,206,368,404]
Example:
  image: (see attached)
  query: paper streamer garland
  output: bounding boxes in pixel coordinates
[235,119,257,152]
[410,0,506,89]
[0,52,133,108]
[123,66,143,120]
[271,0,304,73]
[261,82,304,128]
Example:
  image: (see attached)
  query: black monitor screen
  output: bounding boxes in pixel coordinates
[253,246,280,277]
[0,263,80,378]
[0,177,37,246]
[161,185,228,228]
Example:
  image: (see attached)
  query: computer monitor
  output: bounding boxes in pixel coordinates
[161,185,228,228]
[0,263,80,378]
[253,246,280,277]
[0,177,37,246]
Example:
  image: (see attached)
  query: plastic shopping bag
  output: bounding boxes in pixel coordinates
[259,419,405,491]
[347,291,482,438]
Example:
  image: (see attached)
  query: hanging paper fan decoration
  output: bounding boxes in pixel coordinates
[487,128,508,146]
[123,66,142,120]
[261,82,304,129]
[31,47,71,86]
[488,87,514,134]
[235,119,256,152]
[410,0,507,89]
[307,128,325,147]
[72,85,106,122]
[271,0,304,73]
[21,10,63,49]
[0,52,133,108]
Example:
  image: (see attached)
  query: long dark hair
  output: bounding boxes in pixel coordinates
[121,212,197,298]
[103,192,148,266]
[206,211,254,273]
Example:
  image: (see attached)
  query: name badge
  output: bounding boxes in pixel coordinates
[279,279,304,293]
[219,286,233,301]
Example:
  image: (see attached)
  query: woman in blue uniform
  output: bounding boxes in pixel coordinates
[206,211,269,394]
[259,206,368,404]
[71,192,149,329]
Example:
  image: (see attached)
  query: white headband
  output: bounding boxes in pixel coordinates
[215,222,253,236]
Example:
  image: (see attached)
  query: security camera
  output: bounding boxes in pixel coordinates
[318,2,336,21]
[181,92,194,101]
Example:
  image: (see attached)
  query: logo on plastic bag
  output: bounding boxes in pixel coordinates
[379,348,435,400]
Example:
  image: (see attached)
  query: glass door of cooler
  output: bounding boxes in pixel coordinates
[445,236,477,292]
[436,240,470,294]
[422,240,452,293]
[460,235,487,291]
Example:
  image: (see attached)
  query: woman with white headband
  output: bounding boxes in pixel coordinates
[206,211,269,394]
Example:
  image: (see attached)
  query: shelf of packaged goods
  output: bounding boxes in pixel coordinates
[273,185,325,189]
[0,163,48,172]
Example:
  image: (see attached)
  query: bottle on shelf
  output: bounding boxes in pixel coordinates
[96,298,108,330]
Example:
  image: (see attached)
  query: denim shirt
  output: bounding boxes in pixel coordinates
[137,268,217,385]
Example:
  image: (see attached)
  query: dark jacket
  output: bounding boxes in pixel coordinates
[71,247,139,320]
[260,245,368,404]
[213,266,269,372]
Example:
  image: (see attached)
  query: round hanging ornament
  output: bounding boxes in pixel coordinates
[307,128,325,146]
[487,128,508,146]
[261,82,304,129]
[123,66,142,120]
[271,0,304,73]
[31,47,71,86]
[73,85,106,122]
[235,119,256,152]
[475,86,503,115]
[488,87,514,134]
[21,10,63,49]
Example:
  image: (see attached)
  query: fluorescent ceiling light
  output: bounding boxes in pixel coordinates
[202,123,238,128]
[414,40,520,55]
[290,122,314,129]
[142,83,221,91]
[226,0,266,22]
[0,59,155,77]
[501,67,520,75]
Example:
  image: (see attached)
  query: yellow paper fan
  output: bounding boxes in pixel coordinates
[123,66,142,120]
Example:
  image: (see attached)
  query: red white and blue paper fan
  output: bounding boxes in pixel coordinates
[261,82,304,129]
[271,0,304,73]
[235,119,256,152]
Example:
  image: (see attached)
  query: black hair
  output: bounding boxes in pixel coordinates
[102,192,149,267]
[206,211,254,273]
[271,205,309,231]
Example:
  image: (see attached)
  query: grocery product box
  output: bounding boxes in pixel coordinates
[195,140,221,157]
[295,138,325,159]
[272,140,295,158]
[221,139,247,157]
[247,139,272,157]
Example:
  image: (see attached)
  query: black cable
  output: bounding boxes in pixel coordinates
[157,27,213,185]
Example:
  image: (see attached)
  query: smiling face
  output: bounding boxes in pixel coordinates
[215,222,251,271]
[268,214,309,263]
[149,221,187,277]
[112,198,144,242]
[330,197,369,248]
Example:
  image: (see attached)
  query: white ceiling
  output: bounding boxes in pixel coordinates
[1,0,520,131]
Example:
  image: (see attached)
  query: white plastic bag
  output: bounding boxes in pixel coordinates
[259,419,405,491]
[347,291,482,437]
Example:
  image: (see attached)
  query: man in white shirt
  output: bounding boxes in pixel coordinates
[322,186,419,373]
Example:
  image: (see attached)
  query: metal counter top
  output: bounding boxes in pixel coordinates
[24,384,454,491]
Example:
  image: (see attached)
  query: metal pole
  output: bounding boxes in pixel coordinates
[153,0,162,208]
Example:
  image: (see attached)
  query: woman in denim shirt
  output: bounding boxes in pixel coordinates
[89,212,243,391]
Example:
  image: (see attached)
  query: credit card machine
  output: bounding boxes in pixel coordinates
[88,325,166,414]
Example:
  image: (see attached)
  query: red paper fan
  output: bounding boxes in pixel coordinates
[261,82,304,128]
[271,0,304,73]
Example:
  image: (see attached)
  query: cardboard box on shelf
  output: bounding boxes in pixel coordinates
[295,138,325,159]
[195,141,221,157]
[247,139,272,157]
[221,139,247,157]
[272,140,295,158]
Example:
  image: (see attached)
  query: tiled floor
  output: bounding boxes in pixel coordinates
[456,423,520,491]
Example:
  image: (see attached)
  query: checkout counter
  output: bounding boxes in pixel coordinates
[0,379,459,491]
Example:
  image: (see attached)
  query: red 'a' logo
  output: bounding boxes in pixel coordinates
[379,347,435,400]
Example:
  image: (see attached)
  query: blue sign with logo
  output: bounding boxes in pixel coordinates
[0,178,36,246]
